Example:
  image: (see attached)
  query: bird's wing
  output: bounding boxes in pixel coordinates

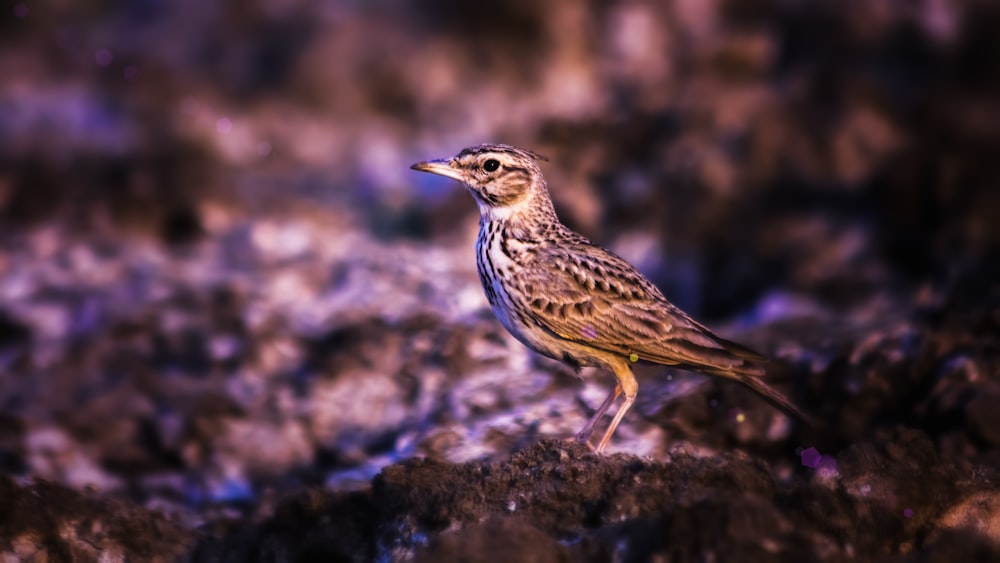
[516,242,764,375]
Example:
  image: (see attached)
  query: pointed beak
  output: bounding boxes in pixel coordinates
[410,158,465,183]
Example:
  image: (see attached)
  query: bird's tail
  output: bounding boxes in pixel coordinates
[702,335,816,426]
[730,371,816,427]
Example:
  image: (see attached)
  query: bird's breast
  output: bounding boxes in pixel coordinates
[474,223,549,351]
[472,223,613,369]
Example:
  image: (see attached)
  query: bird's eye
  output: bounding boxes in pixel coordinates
[483,159,500,172]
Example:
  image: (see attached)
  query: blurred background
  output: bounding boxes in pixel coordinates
[1,0,999,532]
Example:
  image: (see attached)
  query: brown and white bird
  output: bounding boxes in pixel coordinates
[411,143,809,452]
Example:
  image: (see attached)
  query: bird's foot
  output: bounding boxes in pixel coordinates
[565,433,596,451]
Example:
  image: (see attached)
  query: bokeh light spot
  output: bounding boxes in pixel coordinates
[216,117,233,134]
[800,446,822,468]
[95,48,113,67]
[13,3,28,18]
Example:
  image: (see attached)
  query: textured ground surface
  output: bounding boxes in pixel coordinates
[2,1,1000,561]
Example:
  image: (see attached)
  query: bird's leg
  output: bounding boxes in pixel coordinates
[573,384,621,446]
[595,361,639,453]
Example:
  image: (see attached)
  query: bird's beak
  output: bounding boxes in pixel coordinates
[410,158,465,183]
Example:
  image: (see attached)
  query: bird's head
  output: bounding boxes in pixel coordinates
[411,144,553,220]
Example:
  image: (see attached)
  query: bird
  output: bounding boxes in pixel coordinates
[411,143,810,452]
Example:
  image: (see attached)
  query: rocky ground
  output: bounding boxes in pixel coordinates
[1,1,999,561]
